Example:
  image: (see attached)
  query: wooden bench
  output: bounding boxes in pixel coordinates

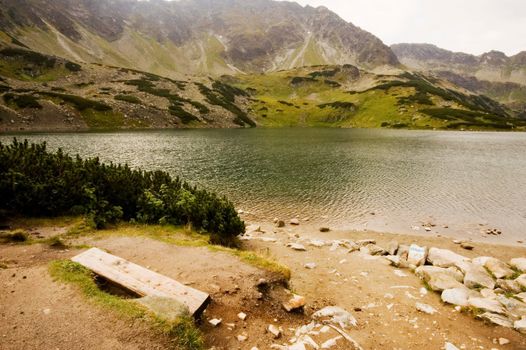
[71,248,210,317]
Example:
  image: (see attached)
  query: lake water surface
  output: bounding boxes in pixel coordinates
[2,128,526,243]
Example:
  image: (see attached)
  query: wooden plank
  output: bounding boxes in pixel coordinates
[71,248,210,316]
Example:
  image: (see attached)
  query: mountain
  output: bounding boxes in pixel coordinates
[2,45,524,132]
[0,0,399,78]
[391,43,526,85]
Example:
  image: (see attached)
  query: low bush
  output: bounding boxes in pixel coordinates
[3,93,42,109]
[40,92,111,111]
[0,140,244,242]
[114,94,141,104]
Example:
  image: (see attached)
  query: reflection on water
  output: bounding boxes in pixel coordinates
[3,128,526,242]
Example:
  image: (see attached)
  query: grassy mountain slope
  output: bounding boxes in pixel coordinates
[0,45,255,132]
[230,65,525,130]
[1,45,523,132]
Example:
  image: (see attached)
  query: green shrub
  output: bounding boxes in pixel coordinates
[114,94,141,104]
[0,140,245,241]
[40,92,111,111]
[0,47,56,68]
[318,101,356,110]
[65,61,82,72]
[3,93,42,109]
[0,229,29,243]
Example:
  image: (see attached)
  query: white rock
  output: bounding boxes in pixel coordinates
[287,243,306,251]
[516,292,526,303]
[516,274,526,289]
[288,342,307,350]
[394,269,408,277]
[473,256,492,266]
[321,336,342,349]
[484,258,515,279]
[496,279,522,294]
[237,312,247,321]
[498,338,510,345]
[427,248,469,268]
[444,342,460,350]
[478,312,513,328]
[267,324,281,338]
[514,318,526,334]
[290,218,300,225]
[415,266,464,282]
[480,288,497,299]
[283,294,306,312]
[463,263,496,290]
[208,318,222,327]
[251,347,260,350]
[407,244,427,266]
[309,239,326,248]
[237,334,248,342]
[387,240,399,255]
[416,302,437,315]
[312,306,357,328]
[42,308,51,315]
[384,255,401,267]
[359,244,386,256]
[304,262,317,269]
[441,288,470,307]
[510,258,526,272]
[428,273,465,292]
[356,239,376,246]
[497,295,526,319]
[468,297,505,314]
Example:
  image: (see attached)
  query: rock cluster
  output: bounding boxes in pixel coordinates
[376,243,526,333]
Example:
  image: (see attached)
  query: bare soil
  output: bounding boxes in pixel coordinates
[1,220,526,350]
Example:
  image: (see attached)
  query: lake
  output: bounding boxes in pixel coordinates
[2,128,526,243]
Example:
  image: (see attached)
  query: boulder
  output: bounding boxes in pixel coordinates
[387,240,399,255]
[460,242,474,250]
[497,295,526,320]
[441,288,470,307]
[473,256,492,266]
[290,218,300,225]
[415,266,464,282]
[496,279,522,294]
[304,263,317,269]
[484,258,515,279]
[397,244,409,259]
[480,288,497,299]
[428,274,465,292]
[515,318,526,334]
[319,227,330,233]
[468,297,505,314]
[384,255,401,267]
[516,274,526,290]
[478,312,513,328]
[463,263,495,290]
[407,244,427,266]
[427,248,469,268]
[359,244,386,256]
[510,258,526,272]
[277,220,285,228]
[516,292,526,303]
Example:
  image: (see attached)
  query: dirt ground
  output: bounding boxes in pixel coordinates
[1,220,526,350]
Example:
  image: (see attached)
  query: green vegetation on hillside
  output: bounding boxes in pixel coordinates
[231,65,525,130]
[0,140,245,242]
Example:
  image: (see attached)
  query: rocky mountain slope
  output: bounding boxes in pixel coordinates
[391,43,526,85]
[2,45,524,132]
[0,0,398,78]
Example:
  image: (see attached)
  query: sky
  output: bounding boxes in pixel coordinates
[290,0,526,56]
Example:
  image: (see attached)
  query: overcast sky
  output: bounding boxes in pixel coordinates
[290,0,526,56]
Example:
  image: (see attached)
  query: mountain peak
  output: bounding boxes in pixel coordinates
[0,0,398,77]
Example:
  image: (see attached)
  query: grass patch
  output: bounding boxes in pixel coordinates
[81,109,125,128]
[40,92,111,111]
[114,94,141,104]
[3,93,42,109]
[49,260,204,350]
[0,229,29,243]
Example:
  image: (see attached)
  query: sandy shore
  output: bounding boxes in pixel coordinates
[1,218,526,349]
